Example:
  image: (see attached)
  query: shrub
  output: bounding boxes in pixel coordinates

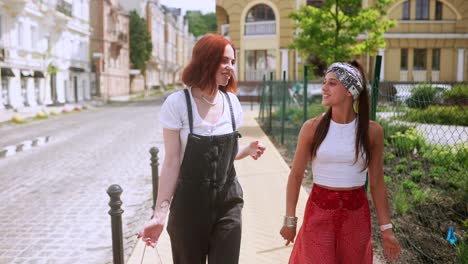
[410,170,424,182]
[412,188,428,203]
[390,127,424,156]
[443,84,468,106]
[11,114,26,124]
[378,119,411,141]
[403,106,468,126]
[406,84,439,109]
[384,175,392,184]
[35,111,48,119]
[384,152,395,165]
[393,187,412,215]
[395,164,406,174]
[410,161,422,169]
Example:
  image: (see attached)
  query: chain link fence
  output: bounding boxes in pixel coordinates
[258,68,468,263]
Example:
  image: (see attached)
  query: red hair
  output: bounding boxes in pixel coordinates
[182,34,237,94]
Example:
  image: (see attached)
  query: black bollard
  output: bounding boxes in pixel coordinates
[150,147,160,210]
[107,184,124,264]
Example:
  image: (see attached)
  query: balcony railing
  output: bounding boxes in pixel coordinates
[413,70,427,81]
[56,0,72,17]
[245,69,275,81]
[244,21,276,36]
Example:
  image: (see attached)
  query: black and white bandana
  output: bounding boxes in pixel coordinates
[326,62,363,100]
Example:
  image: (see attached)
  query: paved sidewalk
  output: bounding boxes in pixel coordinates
[127,110,309,263]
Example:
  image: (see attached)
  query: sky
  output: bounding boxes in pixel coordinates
[159,0,216,15]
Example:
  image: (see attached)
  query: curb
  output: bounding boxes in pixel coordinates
[0,136,51,159]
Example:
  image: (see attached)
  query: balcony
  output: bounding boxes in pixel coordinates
[244,21,276,36]
[245,69,275,81]
[3,0,28,13]
[56,0,72,17]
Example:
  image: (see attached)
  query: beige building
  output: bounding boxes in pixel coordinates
[217,0,467,83]
[367,0,468,82]
[216,0,306,82]
[90,0,130,100]
[145,2,194,89]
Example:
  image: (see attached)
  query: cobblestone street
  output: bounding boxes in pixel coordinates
[0,97,166,263]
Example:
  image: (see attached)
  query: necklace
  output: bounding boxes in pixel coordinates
[200,93,219,106]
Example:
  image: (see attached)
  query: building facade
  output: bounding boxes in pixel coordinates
[216,0,306,82]
[0,0,92,110]
[123,0,194,90]
[368,0,468,82]
[90,0,130,100]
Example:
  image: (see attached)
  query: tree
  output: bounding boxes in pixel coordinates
[186,11,217,37]
[290,0,396,73]
[129,10,153,70]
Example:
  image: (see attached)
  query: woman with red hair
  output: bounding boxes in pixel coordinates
[138,34,265,263]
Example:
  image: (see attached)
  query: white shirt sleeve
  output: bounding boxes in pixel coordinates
[159,92,183,130]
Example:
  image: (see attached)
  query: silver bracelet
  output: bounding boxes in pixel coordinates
[380,223,393,232]
[283,216,298,227]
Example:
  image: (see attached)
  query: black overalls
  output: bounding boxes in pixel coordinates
[167,89,244,264]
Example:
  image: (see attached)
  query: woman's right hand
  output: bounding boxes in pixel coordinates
[280,226,297,246]
[137,212,167,248]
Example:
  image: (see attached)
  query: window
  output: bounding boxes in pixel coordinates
[401,49,408,70]
[245,49,276,80]
[432,49,440,70]
[17,22,23,47]
[402,1,410,20]
[245,4,275,22]
[414,49,427,70]
[31,26,38,51]
[415,0,429,20]
[307,0,323,8]
[435,1,443,20]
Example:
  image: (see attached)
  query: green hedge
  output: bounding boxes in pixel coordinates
[403,106,468,126]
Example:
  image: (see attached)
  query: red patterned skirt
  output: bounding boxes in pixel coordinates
[289,184,372,264]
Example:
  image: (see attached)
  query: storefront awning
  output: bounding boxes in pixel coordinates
[34,71,45,78]
[1,68,15,77]
[20,70,34,77]
[69,66,85,72]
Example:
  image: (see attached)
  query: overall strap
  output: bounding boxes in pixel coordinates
[222,91,236,132]
[183,89,194,133]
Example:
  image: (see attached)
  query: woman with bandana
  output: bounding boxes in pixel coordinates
[138,34,265,263]
[280,60,401,263]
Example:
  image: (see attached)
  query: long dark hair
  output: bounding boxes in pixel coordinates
[310,60,371,170]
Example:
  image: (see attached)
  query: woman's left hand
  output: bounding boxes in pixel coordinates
[247,141,266,160]
[382,231,401,262]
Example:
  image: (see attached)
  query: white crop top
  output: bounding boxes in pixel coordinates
[159,89,243,162]
[311,118,367,188]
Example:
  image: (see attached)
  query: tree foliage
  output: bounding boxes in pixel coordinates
[129,10,153,70]
[186,11,217,37]
[290,0,396,70]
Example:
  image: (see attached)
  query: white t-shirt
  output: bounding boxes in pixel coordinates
[159,88,243,161]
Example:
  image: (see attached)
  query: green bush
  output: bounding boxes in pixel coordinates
[384,152,395,165]
[443,84,468,104]
[390,127,424,156]
[410,170,424,182]
[406,84,439,109]
[378,119,411,141]
[403,106,468,126]
[395,164,406,174]
[393,186,412,215]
